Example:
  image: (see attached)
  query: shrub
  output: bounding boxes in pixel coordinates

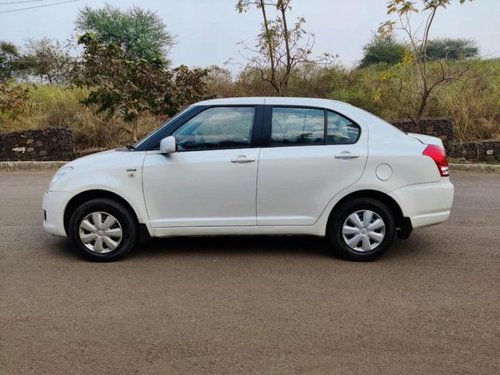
[0,84,163,149]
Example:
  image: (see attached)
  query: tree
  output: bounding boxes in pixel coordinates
[205,66,242,98]
[379,0,474,124]
[0,82,29,121]
[76,33,209,141]
[359,34,408,68]
[76,5,175,63]
[0,42,28,80]
[164,65,210,116]
[236,0,326,95]
[24,38,73,84]
[426,38,479,60]
[75,5,208,141]
[76,33,171,141]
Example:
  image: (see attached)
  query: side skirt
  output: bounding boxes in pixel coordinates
[151,225,325,238]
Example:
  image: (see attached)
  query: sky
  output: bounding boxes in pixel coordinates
[1,0,499,72]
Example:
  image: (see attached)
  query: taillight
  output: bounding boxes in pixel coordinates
[423,145,449,177]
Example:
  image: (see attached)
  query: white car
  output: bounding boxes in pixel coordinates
[43,97,454,261]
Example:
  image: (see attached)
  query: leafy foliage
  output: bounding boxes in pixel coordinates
[426,38,479,60]
[73,5,212,141]
[165,65,210,116]
[76,33,171,139]
[359,34,408,68]
[0,42,27,80]
[360,35,477,68]
[76,33,209,140]
[76,5,175,63]
[0,81,29,120]
[24,38,74,84]
[0,39,74,83]
[236,0,330,95]
[0,43,31,121]
[3,60,499,146]
[378,0,475,124]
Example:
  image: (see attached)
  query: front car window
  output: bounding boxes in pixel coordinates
[133,106,193,150]
[173,107,255,151]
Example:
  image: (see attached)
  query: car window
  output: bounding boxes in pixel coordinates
[271,107,324,146]
[326,110,360,144]
[173,107,255,151]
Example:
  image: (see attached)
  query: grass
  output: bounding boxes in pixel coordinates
[0,85,160,149]
[1,59,499,150]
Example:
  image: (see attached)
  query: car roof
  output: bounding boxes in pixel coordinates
[194,97,352,109]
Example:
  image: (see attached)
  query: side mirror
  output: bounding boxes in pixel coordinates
[160,136,177,154]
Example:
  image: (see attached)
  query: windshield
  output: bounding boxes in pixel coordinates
[132,106,192,149]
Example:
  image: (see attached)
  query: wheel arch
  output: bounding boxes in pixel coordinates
[327,189,412,238]
[63,190,140,236]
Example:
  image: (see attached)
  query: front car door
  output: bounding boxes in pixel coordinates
[142,106,261,227]
[257,105,368,226]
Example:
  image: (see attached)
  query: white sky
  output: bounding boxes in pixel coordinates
[1,0,499,72]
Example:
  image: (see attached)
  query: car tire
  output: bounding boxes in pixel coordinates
[327,198,396,261]
[68,198,137,262]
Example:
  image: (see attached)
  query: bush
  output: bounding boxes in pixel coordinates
[0,84,162,149]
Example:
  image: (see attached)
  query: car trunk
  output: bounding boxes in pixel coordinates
[406,133,444,148]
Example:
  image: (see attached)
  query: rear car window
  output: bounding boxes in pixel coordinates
[271,107,324,145]
[270,107,360,146]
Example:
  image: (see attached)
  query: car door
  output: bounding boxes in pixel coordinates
[257,106,368,226]
[142,106,260,228]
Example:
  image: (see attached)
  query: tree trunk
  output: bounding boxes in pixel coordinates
[259,0,277,92]
[414,90,430,126]
[278,0,291,96]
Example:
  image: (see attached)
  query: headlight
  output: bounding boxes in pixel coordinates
[48,166,73,189]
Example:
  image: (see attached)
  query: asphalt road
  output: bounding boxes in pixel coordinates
[1,171,499,374]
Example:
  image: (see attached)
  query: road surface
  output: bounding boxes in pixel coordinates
[0,171,499,374]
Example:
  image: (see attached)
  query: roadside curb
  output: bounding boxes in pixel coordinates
[0,161,67,171]
[449,163,500,173]
[1,160,499,173]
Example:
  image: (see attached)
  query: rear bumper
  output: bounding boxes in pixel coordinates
[42,191,71,237]
[390,178,454,229]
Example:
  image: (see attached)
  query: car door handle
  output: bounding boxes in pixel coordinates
[334,152,360,160]
[230,155,256,164]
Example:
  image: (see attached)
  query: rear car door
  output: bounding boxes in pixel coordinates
[257,106,368,226]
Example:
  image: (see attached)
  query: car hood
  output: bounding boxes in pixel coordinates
[65,149,117,167]
[64,148,146,171]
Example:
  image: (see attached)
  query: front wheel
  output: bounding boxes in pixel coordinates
[327,198,396,261]
[68,198,137,261]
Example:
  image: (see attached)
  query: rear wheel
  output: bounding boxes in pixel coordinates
[327,198,396,261]
[68,198,137,261]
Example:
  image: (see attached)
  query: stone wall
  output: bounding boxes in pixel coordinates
[0,128,73,161]
[389,118,499,162]
[0,124,498,163]
[390,117,454,143]
[447,140,500,163]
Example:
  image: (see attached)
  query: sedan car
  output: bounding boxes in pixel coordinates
[43,97,454,261]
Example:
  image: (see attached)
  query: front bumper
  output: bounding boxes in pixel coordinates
[42,190,71,237]
[390,178,454,229]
